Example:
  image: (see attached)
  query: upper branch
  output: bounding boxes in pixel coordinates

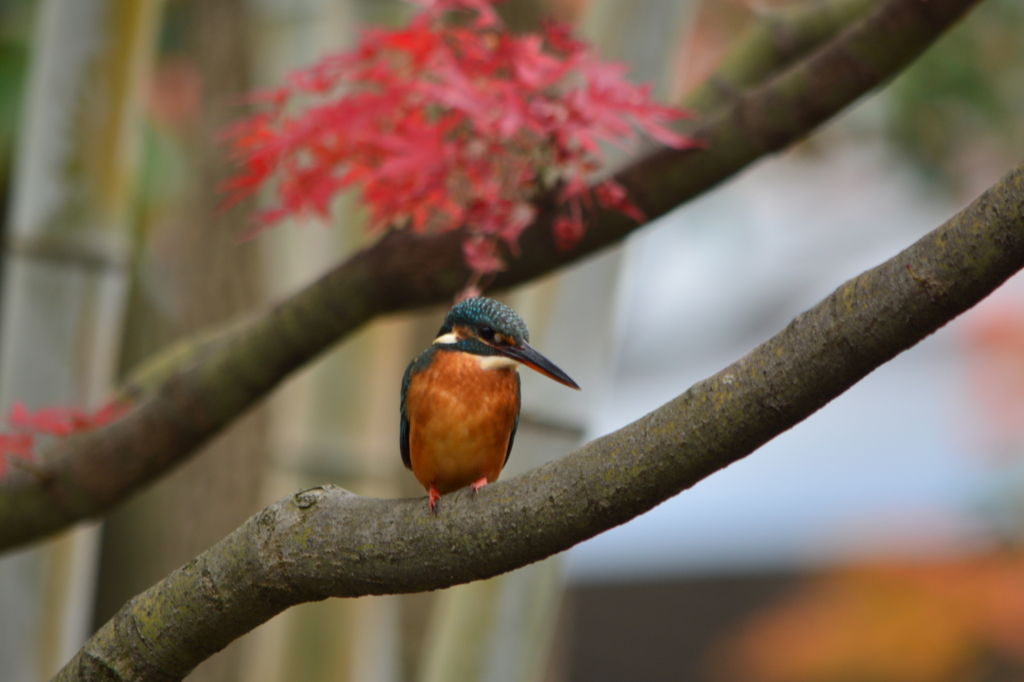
[0,0,981,551]
[58,157,1024,682]
[683,0,877,115]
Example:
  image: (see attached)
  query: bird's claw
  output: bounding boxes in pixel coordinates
[428,484,441,514]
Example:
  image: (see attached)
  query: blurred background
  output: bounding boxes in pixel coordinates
[0,0,1023,680]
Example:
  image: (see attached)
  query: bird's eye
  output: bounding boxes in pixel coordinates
[479,326,496,341]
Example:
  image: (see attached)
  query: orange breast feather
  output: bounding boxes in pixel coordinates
[404,351,520,494]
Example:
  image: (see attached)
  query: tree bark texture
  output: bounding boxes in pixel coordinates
[0,0,984,551]
[55,157,1024,681]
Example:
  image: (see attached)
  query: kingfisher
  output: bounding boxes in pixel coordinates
[401,297,580,512]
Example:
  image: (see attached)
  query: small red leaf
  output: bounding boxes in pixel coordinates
[462,235,505,273]
[8,399,130,437]
[553,214,585,251]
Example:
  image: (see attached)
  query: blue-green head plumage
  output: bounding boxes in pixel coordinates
[436,297,530,354]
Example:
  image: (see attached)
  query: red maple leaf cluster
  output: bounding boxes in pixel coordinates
[222,0,695,287]
[0,401,129,480]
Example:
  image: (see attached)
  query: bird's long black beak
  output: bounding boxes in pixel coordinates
[500,342,580,390]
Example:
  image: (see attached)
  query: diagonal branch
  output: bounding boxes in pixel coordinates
[682,0,878,115]
[0,0,981,551]
[56,157,1024,682]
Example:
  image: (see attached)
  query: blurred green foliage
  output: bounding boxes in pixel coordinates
[0,0,33,198]
[885,0,1024,187]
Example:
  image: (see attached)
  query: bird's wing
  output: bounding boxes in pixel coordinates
[504,372,521,466]
[400,359,415,470]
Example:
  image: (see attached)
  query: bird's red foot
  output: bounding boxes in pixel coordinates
[470,476,489,493]
[428,484,441,514]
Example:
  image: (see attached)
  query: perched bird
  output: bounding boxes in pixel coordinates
[401,297,580,512]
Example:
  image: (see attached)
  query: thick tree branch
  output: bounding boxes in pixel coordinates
[56,159,1024,682]
[0,0,980,551]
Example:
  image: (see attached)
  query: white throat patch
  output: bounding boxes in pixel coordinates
[479,355,520,371]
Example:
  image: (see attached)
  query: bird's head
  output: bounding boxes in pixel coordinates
[433,297,580,390]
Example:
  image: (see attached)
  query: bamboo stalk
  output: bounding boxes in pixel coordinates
[0,0,162,677]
